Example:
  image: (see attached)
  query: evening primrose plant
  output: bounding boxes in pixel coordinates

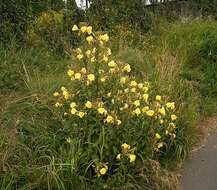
[53,24,178,180]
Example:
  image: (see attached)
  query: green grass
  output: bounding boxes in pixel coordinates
[1,19,217,189]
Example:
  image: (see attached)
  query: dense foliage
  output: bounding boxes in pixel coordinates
[0,0,78,44]
[87,0,153,32]
[1,0,217,46]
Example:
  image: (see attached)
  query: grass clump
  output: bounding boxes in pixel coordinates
[163,20,217,115]
[0,41,68,94]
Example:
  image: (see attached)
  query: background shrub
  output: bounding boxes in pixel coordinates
[87,0,153,32]
[0,0,30,44]
[27,10,65,55]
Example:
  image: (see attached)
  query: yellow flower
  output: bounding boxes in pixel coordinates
[80,68,87,74]
[107,48,112,55]
[156,95,162,101]
[122,64,131,72]
[71,108,77,115]
[124,103,129,109]
[75,48,82,53]
[72,25,79,31]
[98,101,104,107]
[86,36,94,44]
[155,133,161,139]
[91,56,96,63]
[133,100,140,107]
[99,34,109,42]
[116,154,121,160]
[138,83,143,89]
[80,26,87,33]
[169,122,176,128]
[55,102,62,107]
[111,99,115,104]
[133,108,141,116]
[121,143,130,151]
[124,88,129,93]
[157,142,164,149]
[160,119,164,124]
[99,167,108,175]
[146,110,155,117]
[64,94,69,100]
[86,80,90,86]
[142,106,149,113]
[120,77,127,84]
[143,94,149,102]
[143,86,149,93]
[61,86,66,91]
[158,107,166,116]
[109,68,115,73]
[98,107,107,115]
[130,80,137,87]
[77,111,85,118]
[85,50,91,57]
[87,74,95,82]
[100,77,106,82]
[171,114,177,121]
[92,48,96,54]
[105,115,114,123]
[67,69,74,77]
[108,60,117,67]
[165,130,169,135]
[53,92,60,97]
[66,137,72,143]
[144,82,150,86]
[102,55,108,62]
[85,101,92,109]
[70,102,77,108]
[128,154,136,163]
[63,91,69,100]
[117,119,122,125]
[166,102,175,110]
[75,73,81,80]
[77,54,83,60]
[99,69,104,74]
[131,88,136,93]
[86,26,92,34]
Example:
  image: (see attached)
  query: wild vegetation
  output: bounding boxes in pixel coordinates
[1,1,217,189]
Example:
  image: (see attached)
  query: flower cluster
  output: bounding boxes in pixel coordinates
[53,24,178,177]
[116,143,136,163]
[94,162,108,177]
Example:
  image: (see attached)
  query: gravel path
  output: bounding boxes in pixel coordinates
[180,117,217,190]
